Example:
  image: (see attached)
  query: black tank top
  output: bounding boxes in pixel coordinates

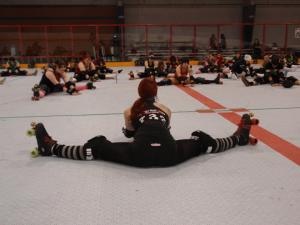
[133,102,170,130]
[39,69,60,89]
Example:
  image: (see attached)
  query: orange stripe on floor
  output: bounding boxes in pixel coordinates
[176,85,300,166]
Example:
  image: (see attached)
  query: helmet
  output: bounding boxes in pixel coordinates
[244,54,252,62]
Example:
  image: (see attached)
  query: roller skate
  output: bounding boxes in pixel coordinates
[31,84,40,101]
[27,122,57,157]
[28,69,38,76]
[115,69,123,74]
[65,81,78,95]
[89,74,99,82]
[214,74,223,85]
[241,75,254,87]
[128,71,135,80]
[0,77,6,85]
[86,81,96,89]
[233,113,259,145]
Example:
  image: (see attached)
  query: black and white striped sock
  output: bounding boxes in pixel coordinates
[51,144,93,160]
[208,136,238,153]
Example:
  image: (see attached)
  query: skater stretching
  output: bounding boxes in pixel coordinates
[29,78,258,167]
[241,55,300,88]
[0,57,37,77]
[157,58,222,86]
[31,60,95,101]
[73,51,102,82]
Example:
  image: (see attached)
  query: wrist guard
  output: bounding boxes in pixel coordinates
[122,127,135,138]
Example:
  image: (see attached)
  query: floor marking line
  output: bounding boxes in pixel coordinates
[176,85,300,166]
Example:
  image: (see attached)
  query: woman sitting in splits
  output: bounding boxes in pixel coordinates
[31,60,95,101]
[157,58,222,86]
[1,57,37,76]
[32,78,256,167]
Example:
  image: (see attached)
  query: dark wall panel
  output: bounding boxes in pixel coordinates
[0,6,117,24]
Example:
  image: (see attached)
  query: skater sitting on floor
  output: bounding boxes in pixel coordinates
[198,54,217,73]
[0,57,37,77]
[157,58,222,86]
[93,57,123,78]
[137,55,156,78]
[166,55,178,74]
[31,77,258,167]
[73,51,102,82]
[93,57,113,74]
[284,51,298,68]
[66,60,77,73]
[155,60,168,77]
[241,55,300,88]
[31,60,95,101]
[231,54,255,78]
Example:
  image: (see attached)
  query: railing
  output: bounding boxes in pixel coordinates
[0,22,299,63]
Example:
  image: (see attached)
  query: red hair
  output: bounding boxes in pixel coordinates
[130,78,157,122]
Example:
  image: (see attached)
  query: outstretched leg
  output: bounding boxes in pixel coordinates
[191,113,256,153]
[32,123,135,165]
[32,123,92,160]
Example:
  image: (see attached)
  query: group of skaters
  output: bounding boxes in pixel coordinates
[1,51,299,99]
[129,55,223,86]
[199,52,299,88]
[31,51,122,100]
[127,52,299,89]
[0,56,38,84]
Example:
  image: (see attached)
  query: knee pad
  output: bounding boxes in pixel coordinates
[65,81,76,95]
[191,130,215,145]
[84,135,107,150]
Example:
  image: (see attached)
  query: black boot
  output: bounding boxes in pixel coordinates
[86,81,96,89]
[34,123,57,156]
[31,84,40,101]
[214,74,223,84]
[241,75,254,87]
[233,114,252,145]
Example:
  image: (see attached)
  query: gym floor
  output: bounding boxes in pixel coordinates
[0,66,299,225]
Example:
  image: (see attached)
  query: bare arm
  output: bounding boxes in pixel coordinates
[61,71,70,83]
[175,65,181,77]
[123,107,135,131]
[90,62,96,70]
[78,62,86,71]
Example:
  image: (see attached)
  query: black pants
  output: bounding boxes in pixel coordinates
[1,68,27,76]
[87,124,207,167]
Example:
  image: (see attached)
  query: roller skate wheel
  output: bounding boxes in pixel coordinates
[31,96,39,101]
[251,118,259,125]
[31,148,39,158]
[249,137,258,145]
[26,129,35,137]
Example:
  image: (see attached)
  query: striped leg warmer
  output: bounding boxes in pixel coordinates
[191,130,239,154]
[51,144,93,160]
[208,136,238,153]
